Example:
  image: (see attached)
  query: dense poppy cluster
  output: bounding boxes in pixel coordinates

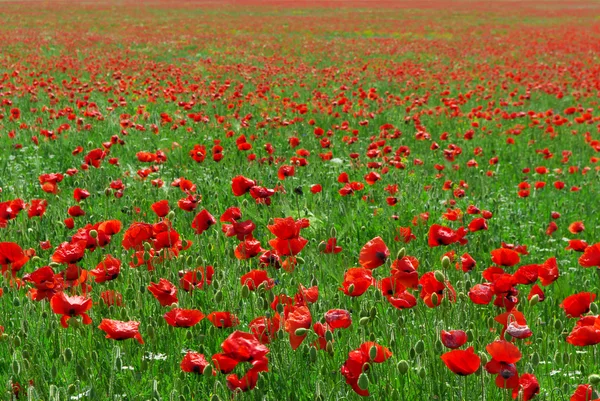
[1,0,600,399]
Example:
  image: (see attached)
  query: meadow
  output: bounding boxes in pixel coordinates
[0,0,600,400]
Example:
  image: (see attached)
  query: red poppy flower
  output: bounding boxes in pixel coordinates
[358,237,389,269]
[395,226,416,243]
[491,248,520,267]
[538,257,559,286]
[23,266,63,301]
[221,330,270,362]
[468,284,494,305]
[269,237,308,256]
[566,315,600,346]
[512,264,538,285]
[151,200,170,218]
[225,359,268,392]
[50,292,92,328]
[570,384,600,401]
[235,238,264,260]
[579,243,600,267]
[322,238,342,254]
[122,222,153,250]
[164,308,205,328]
[241,270,275,291]
[277,165,295,180]
[249,314,282,344]
[390,256,420,289]
[207,311,239,328]
[73,188,90,203]
[440,330,467,349]
[441,347,481,376]
[468,217,488,232]
[27,199,48,218]
[341,342,392,396]
[295,284,319,305]
[231,175,256,196]
[561,292,596,318]
[285,305,312,350]
[98,319,144,344]
[428,224,468,247]
[181,351,211,374]
[89,255,121,283]
[512,373,539,401]
[310,184,322,194]
[0,242,30,275]
[457,253,476,272]
[147,278,178,306]
[325,309,352,330]
[191,209,216,235]
[340,267,373,297]
[179,266,214,291]
[51,241,86,265]
[568,221,585,234]
[566,239,588,252]
[220,207,242,223]
[486,340,521,364]
[419,272,453,308]
[527,284,545,302]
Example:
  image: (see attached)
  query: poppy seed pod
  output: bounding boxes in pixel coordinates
[359,317,370,326]
[529,294,540,307]
[325,341,334,354]
[441,256,451,269]
[294,328,309,336]
[415,340,425,354]
[396,247,406,259]
[589,374,600,385]
[397,360,409,374]
[434,270,445,282]
[590,303,598,314]
[357,373,369,390]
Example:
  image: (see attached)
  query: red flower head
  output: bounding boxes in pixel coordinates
[441,347,481,376]
[89,255,121,283]
[50,292,92,328]
[568,221,585,234]
[566,316,600,346]
[191,209,216,235]
[440,330,467,349]
[207,311,240,328]
[151,200,170,218]
[512,373,539,401]
[324,309,352,330]
[122,222,154,250]
[358,237,390,269]
[241,270,275,291]
[164,308,205,328]
[51,241,86,265]
[538,257,559,286]
[0,242,30,275]
[235,238,264,260]
[561,292,596,318]
[579,243,600,268]
[284,305,312,350]
[570,384,600,401]
[249,315,282,344]
[428,224,468,247]
[231,175,256,196]
[491,248,520,267]
[147,278,178,306]
[98,319,144,344]
[340,268,373,297]
[23,266,64,301]
[181,352,211,374]
[341,342,392,396]
[322,237,342,254]
[220,207,242,223]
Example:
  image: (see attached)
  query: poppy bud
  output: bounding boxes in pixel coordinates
[330,227,337,238]
[89,230,98,239]
[325,330,334,342]
[589,374,600,385]
[22,350,30,360]
[348,284,355,294]
[466,329,474,342]
[591,303,599,314]
[441,256,451,269]
[49,262,60,268]
[64,348,73,362]
[143,242,152,252]
[67,384,76,395]
[30,255,41,263]
[357,373,369,390]
[528,294,540,307]
[296,257,305,264]
[276,303,284,314]
[210,395,221,401]
[415,340,425,354]
[418,367,426,379]
[213,280,220,290]
[105,187,112,197]
[13,297,20,307]
[409,347,416,359]
[326,341,334,354]
[115,356,122,371]
[50,365,58,379]
[396,247,406,259]
[434,270,445,283]
[369,345,378,360]
[76,364,85,379]
[434,339,443,352]
[530,352,539,367]
[294,328,309,336]
[203,365,213,377]
[185,330,193,340]
[241,199,249,207]
[13,335,21,347]
[214,290,223,303]
[397,360,409,374]
[431,292,439,306]
[147,325,155,339]
[553,319,563,331]
[241,284,250,299]
[317,241,327,252]
[309,346,318,362]
[369,307,377,319]
[359,317,370,326]
[12,360,20,375]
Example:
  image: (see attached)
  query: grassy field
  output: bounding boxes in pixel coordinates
[1,0,600,400]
